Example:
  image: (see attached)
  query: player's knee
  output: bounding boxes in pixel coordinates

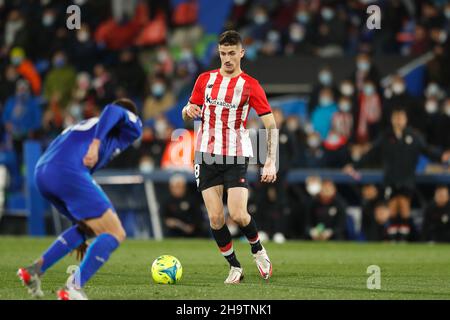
[209,214,225,229]
[112,227,126,243]
[229,208,248,226]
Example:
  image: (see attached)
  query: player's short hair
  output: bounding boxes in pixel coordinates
[218,30,242,46]
[113,98,137,115]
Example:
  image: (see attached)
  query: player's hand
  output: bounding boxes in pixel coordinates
[83,139,100,168]
[183,104,202,120]
[343,164,361,181]
[261,159,277,183]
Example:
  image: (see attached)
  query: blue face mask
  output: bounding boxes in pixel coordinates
[364,86,375,95]
[319,97,332,106]
[152,84,165,97]
[319,72,332,86]
[296,12,310,24]
[11,57,23,66]
[53,57,66,68]
[357,61,370,71]
[321,8,335,21]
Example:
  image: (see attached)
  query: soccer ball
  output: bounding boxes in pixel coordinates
[151,255,183,284]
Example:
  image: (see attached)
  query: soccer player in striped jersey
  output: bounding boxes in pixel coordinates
[17,98,142,299]
[182,30,278,284]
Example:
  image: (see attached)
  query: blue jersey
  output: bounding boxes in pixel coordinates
[37,104,142,173]
[35,104,142,222]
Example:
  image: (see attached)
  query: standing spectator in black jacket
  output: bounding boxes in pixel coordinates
[113,49,146,99]
[305,179,347,241]
[422,185,450,242]
[345,106,450,241]
[161,174,205,238]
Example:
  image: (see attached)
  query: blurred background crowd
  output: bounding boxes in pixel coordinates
[0,0,449,243]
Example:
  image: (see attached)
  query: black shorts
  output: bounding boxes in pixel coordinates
[384,185,414,200]
[194,152,249,192]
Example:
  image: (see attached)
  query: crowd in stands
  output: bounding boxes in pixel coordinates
[1,0,449,242]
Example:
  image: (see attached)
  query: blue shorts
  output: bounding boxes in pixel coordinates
[35,163,113,223]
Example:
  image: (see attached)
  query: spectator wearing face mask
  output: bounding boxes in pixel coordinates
[322,129,351,168]
[260,29,283,56]
[311,88,338,139]
[422,185,450,243]
[355,80,382,144]
[30,7,58,61]
[247,5,272,42]
[284,22,314,56]
[69,23,98,72]
[332,96,354,140]
[303,131,325,168]
[142,76,175,121]
[338,79,357,109]
[9,47,41,96]
[43,51,77,109]
[311,5,346,57]
[2,79,41,164]
[305,179,347,241]
[351,52,380,93]
[308,66,338,115]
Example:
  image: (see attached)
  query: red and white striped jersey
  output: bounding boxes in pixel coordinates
[189,69,272,157]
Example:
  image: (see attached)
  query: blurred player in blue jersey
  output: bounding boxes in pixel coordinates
[17,98,142,300]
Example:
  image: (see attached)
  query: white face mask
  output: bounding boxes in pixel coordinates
[425,100,438,114]
[392,82,405,95]
[340,84,354,96]
[363,85,375,96]
[307,182,322,196]
[254,14,267,25]
[426,83,440,97]
[308,137,321,148]
[139,161,154,173]
[77,31,90,42]
[286,120,299,131]
[339,102,351,112]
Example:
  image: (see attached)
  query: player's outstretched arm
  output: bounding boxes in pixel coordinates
[260,113,278,183]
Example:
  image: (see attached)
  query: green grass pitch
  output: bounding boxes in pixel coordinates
[1,237,450,299]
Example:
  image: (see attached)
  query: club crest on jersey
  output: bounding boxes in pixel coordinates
[205,95,237,109]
